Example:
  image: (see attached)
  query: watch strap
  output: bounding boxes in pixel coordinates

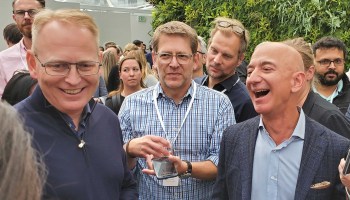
[183,160,192,174]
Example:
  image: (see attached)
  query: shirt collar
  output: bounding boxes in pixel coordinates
[19,38,27,52]
[203,73,239,92]
[312,79,343,102]
[259,107,305,140]
[155,80,196,101]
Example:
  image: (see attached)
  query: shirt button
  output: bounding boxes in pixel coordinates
[271,176,277,181]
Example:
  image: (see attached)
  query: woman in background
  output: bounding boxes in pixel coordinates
[128,49,158,87]
[105,56,145,115]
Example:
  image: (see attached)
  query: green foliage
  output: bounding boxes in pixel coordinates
[150,0,350,68]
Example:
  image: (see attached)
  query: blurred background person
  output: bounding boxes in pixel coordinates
[3,22,23,48]
[98,46,104,52]
[128,49,158,87]
[1,69,37,105]
[0,0,45,97]
[122,43,138,58]
[132,39,143,50]
[104,41,116,49]
[105,55,145,115]
[103,50,120,93]
[193,36,207,79]
[0,101,45,200]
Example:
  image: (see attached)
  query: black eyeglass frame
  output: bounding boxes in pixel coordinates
[13,9,39,18]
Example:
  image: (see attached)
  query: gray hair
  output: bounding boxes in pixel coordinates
[0,102,46,200]
[197,36,207,54]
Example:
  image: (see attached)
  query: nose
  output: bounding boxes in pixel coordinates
[23,11,31,19]
[65,65,81,85]
[169,55,179,68]
[213,54,222,64]
[246,69,261,85]
[328,61,336,69]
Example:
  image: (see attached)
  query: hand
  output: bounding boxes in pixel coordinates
[142,155,189,176]
[127,135,171,158]
[338,158,350,188]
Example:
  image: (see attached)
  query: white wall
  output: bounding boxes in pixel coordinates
[0,2,14,51]
[0,0,153,51]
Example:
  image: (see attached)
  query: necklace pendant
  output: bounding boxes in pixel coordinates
[78,140,85,148]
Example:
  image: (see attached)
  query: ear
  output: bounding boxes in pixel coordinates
[152,51,157,64]
[202,54,207,65]
[291,71,306,93]
[192,52,199,70]
[12,14,16,21]
[26,50,39,79]
[238,53,245,66]
[98,50,103,61]
[305,65,315,82]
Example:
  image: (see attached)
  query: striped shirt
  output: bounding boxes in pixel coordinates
[119,81,235,200]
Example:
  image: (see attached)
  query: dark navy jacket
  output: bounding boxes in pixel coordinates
[15,86,138,200]
[195,73,257,123]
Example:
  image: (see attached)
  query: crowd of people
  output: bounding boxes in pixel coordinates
[1,0,350,199]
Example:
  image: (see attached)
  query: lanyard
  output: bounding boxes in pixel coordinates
[153,81,197,145]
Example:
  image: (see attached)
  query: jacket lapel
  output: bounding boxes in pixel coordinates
[294,117,327,200]
[241,116,260,200]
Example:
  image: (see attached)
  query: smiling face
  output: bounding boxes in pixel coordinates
[120,59,142,89]
[12,0,43,38]
[246,42,305,116]
[27,20,100,117]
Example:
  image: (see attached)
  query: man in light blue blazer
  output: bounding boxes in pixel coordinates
[212,42,350,200]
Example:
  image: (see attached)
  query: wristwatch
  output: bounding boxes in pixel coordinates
[178,160,192,179]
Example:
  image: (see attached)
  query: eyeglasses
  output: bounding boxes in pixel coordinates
[13,9,39,18]
[316,58,344,67]
[35,55,101,76]
[156,52,193,65]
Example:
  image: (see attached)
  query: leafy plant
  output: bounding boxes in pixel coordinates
[150,0,350,68]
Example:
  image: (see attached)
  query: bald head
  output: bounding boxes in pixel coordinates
[253,42,304,72]
[247,41,306,116]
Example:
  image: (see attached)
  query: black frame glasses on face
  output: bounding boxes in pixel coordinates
[34,55,101,76]
[316,58,345,67]
[13,9,39,18]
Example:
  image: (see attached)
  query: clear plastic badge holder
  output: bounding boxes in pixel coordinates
[152,157,178,180]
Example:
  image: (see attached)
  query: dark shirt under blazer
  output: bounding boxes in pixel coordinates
[195,73,257,123]
[303,91,350,139]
